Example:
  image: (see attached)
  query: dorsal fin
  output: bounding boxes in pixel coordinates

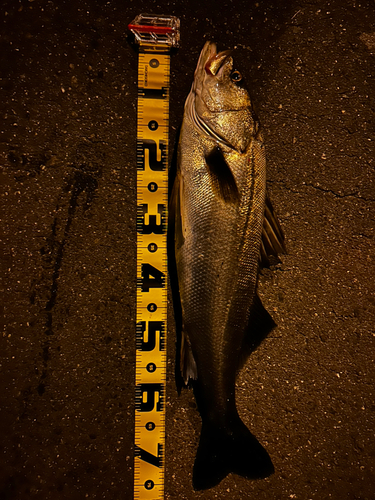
[204,145,240,204]
[260,194,286,267]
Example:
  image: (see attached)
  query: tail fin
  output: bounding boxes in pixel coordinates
[193,416,274,490]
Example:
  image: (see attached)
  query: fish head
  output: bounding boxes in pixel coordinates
[189,41,256,152]
[194,42,250,112]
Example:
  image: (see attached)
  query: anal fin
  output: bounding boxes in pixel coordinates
[180,328,198,385]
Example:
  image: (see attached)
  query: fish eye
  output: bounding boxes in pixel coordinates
[230,70,242,83]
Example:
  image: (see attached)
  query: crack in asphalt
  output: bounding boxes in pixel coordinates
[303,182,375,202]
[268,179,374,202]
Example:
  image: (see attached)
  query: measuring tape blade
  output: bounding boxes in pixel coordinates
[129,14,180,500]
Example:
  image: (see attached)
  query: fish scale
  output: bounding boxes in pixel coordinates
[179,132,264,406]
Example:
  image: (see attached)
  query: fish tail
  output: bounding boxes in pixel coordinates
[193,415,274,490]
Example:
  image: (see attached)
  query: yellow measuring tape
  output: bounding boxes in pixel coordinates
[128,14,180,499]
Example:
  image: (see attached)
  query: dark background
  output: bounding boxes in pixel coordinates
[1,0,374,498]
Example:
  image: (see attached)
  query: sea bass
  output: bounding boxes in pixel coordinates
[171,41,285,490]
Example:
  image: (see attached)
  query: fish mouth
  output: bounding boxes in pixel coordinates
[194,41,232,80]
[205,47,232,76]
[191,42,233,104]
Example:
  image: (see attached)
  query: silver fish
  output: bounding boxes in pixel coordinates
[171,41,285,490]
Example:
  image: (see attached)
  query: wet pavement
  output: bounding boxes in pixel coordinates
[1,0,374,498]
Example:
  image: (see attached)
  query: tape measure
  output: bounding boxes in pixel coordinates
[128,14,180,500]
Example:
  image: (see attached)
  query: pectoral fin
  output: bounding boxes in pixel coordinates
[204,145,240,205]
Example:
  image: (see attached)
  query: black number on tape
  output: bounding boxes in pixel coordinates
[137,139,167,171]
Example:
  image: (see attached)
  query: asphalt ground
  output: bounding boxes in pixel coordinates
[1,0,374,498]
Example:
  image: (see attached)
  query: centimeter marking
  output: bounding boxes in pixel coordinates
[134,49,170,500]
